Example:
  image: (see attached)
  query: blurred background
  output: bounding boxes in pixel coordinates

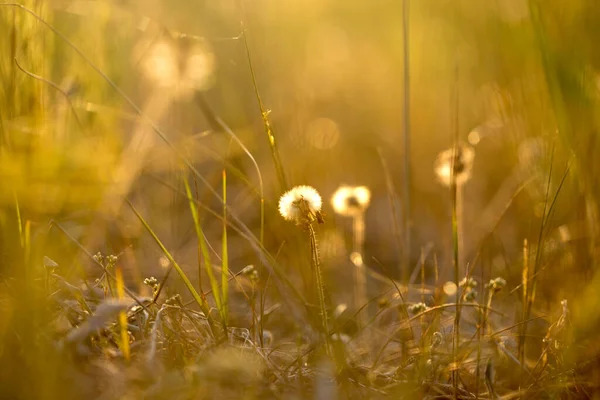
[2,0,600,397]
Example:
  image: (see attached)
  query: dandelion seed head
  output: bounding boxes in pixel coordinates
[142,40,179,88]
[434,143,475,187]
[139,37,216,99]
[331,185,371,216]
[278,185,322,223]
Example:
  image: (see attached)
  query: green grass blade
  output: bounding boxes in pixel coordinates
[182,174,223,316]
[126,198,210,315]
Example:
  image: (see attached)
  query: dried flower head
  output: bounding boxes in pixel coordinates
[278,185,323,224]
[464,289,478,302]
[434,142,475,187]
[430,332,444,349]
[242,264,259,283]
[485,277,507,293]
[331,185,371,217]
[408,302,429,315]
[459,277,478,288]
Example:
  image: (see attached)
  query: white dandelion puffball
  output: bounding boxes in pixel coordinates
[434,143,475,187]
[278,185,322,222]
[331,185,371,216]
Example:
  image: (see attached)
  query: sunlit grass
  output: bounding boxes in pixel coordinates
[2,1,600,399]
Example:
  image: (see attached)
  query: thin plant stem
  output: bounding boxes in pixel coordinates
[352,213,367,328]
[457,185,465,275]
[402,0,412,281]
[308,223,329,352]
[476,286,496,398]
[451,66,461,399]
[452,176,461,398]
[377,148,405,282]
[519,238,530,384]
[240,21,288,192]
[221,169,229,324]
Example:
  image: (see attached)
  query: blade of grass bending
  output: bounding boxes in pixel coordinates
[115,266,130,362]
[182,175,223,317]
[240,21,288,192]
[125,198,210,316]
[221,169,229,324]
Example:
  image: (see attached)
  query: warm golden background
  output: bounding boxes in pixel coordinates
[2,0,600,398]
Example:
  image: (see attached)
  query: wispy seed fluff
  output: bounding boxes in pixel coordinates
[278,185,322,223]
[331,185,371,217]
[434,142,475,187]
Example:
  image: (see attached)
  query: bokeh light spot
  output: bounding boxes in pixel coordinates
[306,118,340,150]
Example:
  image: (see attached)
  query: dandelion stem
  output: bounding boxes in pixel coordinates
[308,223,329,350]
[352,213,367,328]
[451,69,461,398]
[451,174,461,397]
[402,0,412,282]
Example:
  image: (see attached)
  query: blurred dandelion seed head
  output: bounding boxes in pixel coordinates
[278,185,322,223]
[140,37,216,98]
[142,40,179,87]
[434,143,475,187]
[331,185,371,216]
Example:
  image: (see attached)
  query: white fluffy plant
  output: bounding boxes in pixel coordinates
[331,185,371,328]
[278,185,330,350]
